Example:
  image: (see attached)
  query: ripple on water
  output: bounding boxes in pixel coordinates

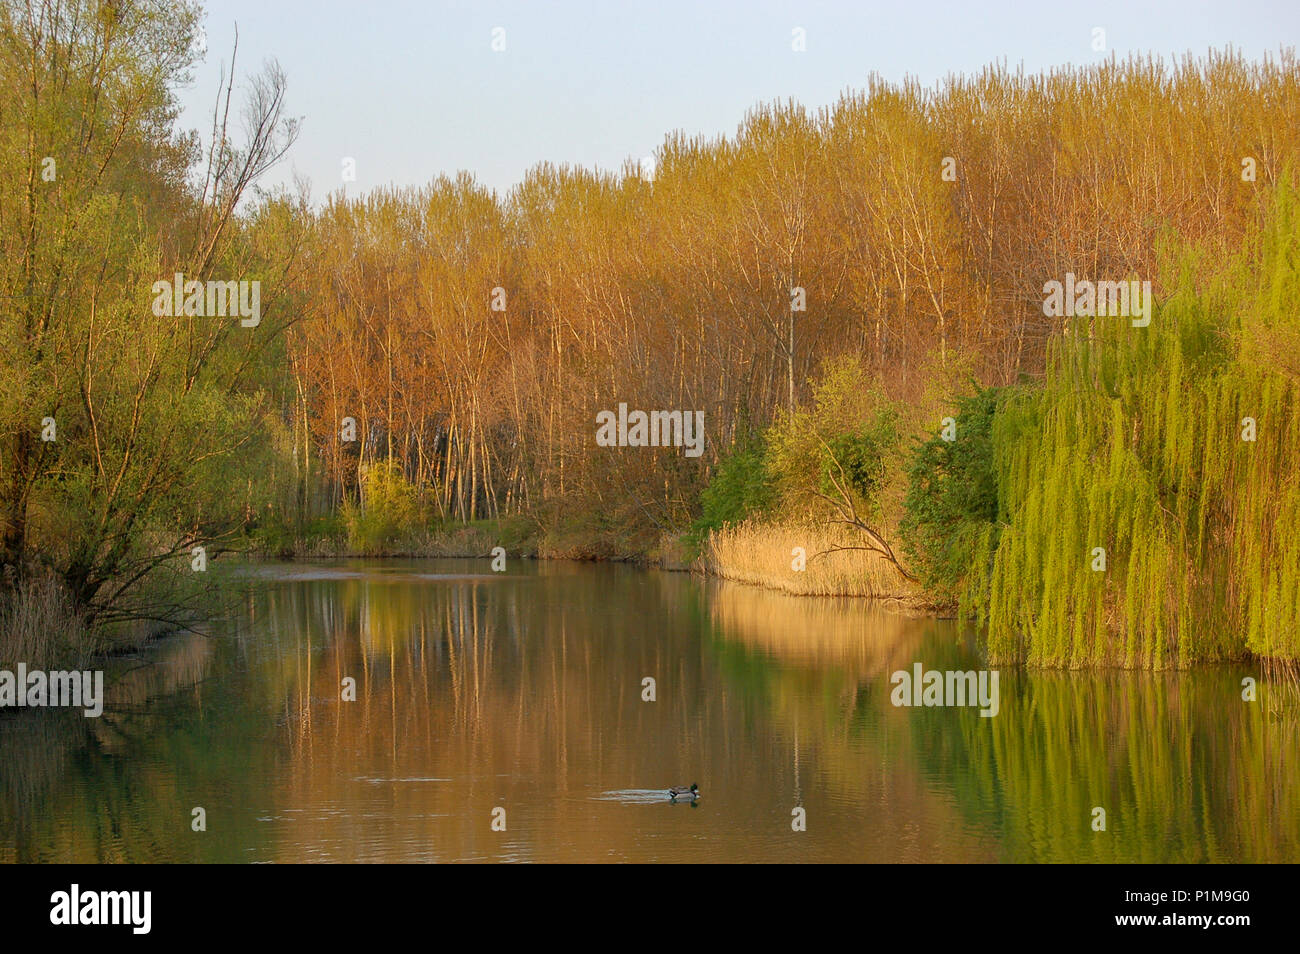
[593,789,690,804]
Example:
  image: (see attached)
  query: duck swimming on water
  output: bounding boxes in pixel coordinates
[668,783,700,800]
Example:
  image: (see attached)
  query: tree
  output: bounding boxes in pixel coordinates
[0,0,299,629]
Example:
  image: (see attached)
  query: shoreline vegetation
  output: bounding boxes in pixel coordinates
[238,516,928,598]
[2,4,1299,672]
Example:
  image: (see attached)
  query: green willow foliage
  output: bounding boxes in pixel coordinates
[970,181,1300,667]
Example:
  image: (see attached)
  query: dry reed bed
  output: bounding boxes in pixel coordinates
[0,574,93,670]
[699,519,924,601]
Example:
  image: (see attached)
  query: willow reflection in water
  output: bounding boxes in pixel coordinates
[1,559,1295,862]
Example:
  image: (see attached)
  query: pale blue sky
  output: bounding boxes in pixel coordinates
[177,0,1300,202]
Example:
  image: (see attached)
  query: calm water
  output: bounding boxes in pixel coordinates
[2,559,1296,863]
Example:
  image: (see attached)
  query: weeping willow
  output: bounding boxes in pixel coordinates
[974,180,1300,668]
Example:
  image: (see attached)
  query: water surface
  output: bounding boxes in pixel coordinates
[2,559,1295,863]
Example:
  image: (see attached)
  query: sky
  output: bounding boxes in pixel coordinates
[175,0,1300,203]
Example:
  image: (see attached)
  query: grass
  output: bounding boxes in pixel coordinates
[0,573,95,670]
[698,518,924,601]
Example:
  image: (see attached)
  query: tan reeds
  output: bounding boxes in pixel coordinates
[699,518,923,600]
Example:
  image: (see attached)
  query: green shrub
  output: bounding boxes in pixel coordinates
[815,414,900,518]
[343,461,422,553]
[899,385,1001,604]
[765,356,901,520]
[687,431,776,550]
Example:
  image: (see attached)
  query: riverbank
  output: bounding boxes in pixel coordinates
[246,515,932,602]
[5,515,923,670]
[0,572,198,671]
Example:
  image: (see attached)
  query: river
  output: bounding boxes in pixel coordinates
[2,559,1295,862]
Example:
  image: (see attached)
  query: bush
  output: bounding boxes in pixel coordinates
[815,416,899,517]
[766,356,901,520]
[688,431,776,549]
[899,385,1001,603]
[343,461,422,553]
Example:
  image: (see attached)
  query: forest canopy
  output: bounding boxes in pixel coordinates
[2,0,1298,670]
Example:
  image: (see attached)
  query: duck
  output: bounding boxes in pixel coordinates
[668,783,700,800]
